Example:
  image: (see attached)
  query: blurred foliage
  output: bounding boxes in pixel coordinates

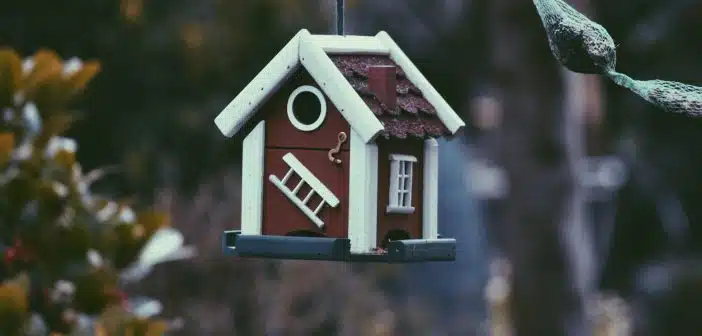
[131,180,446,335]
[0,1,484,334]
[0,49,190,335]
[0,0,333,198]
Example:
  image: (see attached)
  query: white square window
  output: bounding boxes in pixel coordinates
[387,154,417,214]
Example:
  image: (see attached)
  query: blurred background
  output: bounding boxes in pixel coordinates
[0,0,701,334]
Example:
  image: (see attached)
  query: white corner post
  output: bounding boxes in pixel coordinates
[423,138,439,239]
[240,120,265,235]
[348,129,378,253]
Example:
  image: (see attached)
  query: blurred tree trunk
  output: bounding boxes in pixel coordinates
[486,0,593,334]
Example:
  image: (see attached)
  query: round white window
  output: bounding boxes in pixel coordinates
[287,85,327,132]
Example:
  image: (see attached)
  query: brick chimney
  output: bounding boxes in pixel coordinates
[367,65,397,109]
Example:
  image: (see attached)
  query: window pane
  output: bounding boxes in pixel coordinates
[390,158,416,208]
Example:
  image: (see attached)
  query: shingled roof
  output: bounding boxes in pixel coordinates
[331,55,449,140]
[214,29,465,143]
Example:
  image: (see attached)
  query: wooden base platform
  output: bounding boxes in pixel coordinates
[221,230,456,263]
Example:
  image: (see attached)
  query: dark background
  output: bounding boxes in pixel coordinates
[1,0,701,334]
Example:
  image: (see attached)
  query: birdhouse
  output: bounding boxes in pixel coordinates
[217,29,465,262]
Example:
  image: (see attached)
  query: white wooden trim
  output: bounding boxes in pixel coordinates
[240,121,265,235]
[388,159,400,208]
[286,85,327,131]
[389,154,417,162]
[298,32,385,144]
[214,29,306,137]
[375,31,466,135]
[386,205,415,214]
[215,29,465,142]
[348,129,378,253]
[422,138,439,239]
[309,35,390,55]
[268,175,326,228]
[386,154,416,214]
[280,153,339,206]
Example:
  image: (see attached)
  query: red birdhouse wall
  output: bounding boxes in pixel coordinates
[260,70,350,238]
[376,138,424,247]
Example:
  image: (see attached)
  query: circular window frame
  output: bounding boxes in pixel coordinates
[287,85,327,132]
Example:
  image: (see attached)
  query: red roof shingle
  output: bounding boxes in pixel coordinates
[330,55,450,140]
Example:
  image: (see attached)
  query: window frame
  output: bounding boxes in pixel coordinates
[387,154,417,214]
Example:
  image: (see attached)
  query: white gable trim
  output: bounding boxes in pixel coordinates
[214,29,464,142]
[375,31,466,135]
[348,129,378,253]
[299,31,385,143]
[240,120,265,235]
[214,30,306,137]
[309,35,390,55]
[422,138,439,239]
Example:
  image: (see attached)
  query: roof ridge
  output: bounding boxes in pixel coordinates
[214,29,464,143]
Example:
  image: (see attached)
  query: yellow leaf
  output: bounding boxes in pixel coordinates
[24,49,63,90]
[7,273,30,296]
[132,224,145,240]
[98,304,132,335]
[0,48,22,95]
[182,23,204,50]
[126,318,168,336]
[65,61,100,91]
[36,115,75,147]
[94,322,108,336]
[54,149,76,168]
[145,320,169,336]
[121,0,144,23]
[0,282,29,328]
[136,210,171,235]
[0,132,15,163]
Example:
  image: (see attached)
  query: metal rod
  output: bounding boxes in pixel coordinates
[336,0,345,35]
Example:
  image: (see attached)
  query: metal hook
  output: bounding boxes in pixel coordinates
[328,132,347,164]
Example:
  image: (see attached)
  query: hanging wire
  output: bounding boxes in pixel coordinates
[336,0,345,35]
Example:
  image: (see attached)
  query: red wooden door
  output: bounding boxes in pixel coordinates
[262,148,349,238]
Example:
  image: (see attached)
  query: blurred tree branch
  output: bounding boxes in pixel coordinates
[484,0,594,333]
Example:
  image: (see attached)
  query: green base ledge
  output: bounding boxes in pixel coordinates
[222,230,456,263]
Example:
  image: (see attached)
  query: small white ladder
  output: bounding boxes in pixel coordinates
[269,153,340,228]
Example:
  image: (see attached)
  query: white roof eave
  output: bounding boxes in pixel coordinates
[298,30,385,143]
[214,29,465,143]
